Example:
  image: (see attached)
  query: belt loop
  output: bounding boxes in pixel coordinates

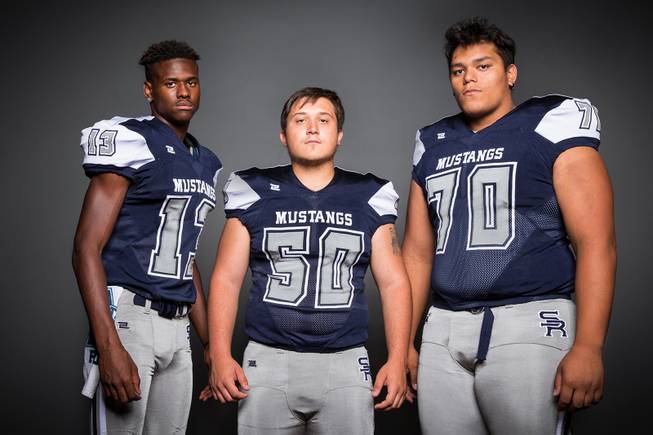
[475,307,494,363]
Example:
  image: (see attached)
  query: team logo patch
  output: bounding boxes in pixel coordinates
[358,356,371,381]
[166,145,176,154]
[270,183,280,191]
[539,310,568,337]
[248,359,257,368]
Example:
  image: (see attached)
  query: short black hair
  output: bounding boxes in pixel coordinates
[444,17,516,68]
[139,40,200,81]
[280,87,345,133]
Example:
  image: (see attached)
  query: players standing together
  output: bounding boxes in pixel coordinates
[73,17,615,435]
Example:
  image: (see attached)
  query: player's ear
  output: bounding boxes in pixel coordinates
[337,130,343,146]
[507,64,518,89]
[143,81,153,103]
[279,131,288,148]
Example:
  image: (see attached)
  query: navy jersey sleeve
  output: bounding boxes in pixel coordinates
[205,147,223,193]
[80,117,155,180]
[534,97,601,156]
[223,170,262,230]
[366,178,399,232]
[201,145,223,184]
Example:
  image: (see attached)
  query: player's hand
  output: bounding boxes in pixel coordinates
[199,384,216,401]
[405,345,419,404]
[208,354,249,403]
[554,343,604,411]
[198,345,216,401]
[99,344,141,404]
[372,358,407,411]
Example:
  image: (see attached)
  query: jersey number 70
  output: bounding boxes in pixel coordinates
[427,162,517,254]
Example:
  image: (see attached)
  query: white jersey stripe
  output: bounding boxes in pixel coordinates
[368,181,399,217]
[223,172,261,210]
[92,392,108,435]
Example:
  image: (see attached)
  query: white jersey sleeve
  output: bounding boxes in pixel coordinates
[80,116,155,179]
[412,129,426,167]
[223,172,261,211]
[368,181,399,218]
[535,98,601,145]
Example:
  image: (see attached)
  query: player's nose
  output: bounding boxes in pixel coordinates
[177,82,190,98]
[463,69,477,84]
[306,119,319,134]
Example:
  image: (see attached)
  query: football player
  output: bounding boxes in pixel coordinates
[403,17,616,434]
[72,40,221,434]
[202,87,411,434]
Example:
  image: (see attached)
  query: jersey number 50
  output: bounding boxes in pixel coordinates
[262,227,364,309]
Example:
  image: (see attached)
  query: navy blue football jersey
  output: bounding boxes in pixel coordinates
[412,95,601,310]
[80,116,222,303]
[223,165,399,352]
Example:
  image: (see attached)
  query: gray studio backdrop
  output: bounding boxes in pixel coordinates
[1,1,650,433]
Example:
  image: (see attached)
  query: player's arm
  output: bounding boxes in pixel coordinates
[402,179,435,401]
[370,223,412,411]
[202,217,251,403]
[72,172,141,403]
[190,263,210,364]
[552,146,616,410]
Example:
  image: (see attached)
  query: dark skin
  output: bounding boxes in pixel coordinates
[73,173,138,403]
[72,58,210,404]
[144,58,201,140]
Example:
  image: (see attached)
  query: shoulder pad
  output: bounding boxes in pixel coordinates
[368,181,399,217]
[413,130,426,166]
[80,116,155,169]
[534,97,601,144]
[414,114,465,166]
[223,171,261,210]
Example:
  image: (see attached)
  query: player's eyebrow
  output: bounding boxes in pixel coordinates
[162,76,199,81]
[292,111,334,117]
[450,56,494,68]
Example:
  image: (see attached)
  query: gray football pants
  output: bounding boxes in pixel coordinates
[238,341,374,435]
[418,299,575,435]
[92,288,193,435]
